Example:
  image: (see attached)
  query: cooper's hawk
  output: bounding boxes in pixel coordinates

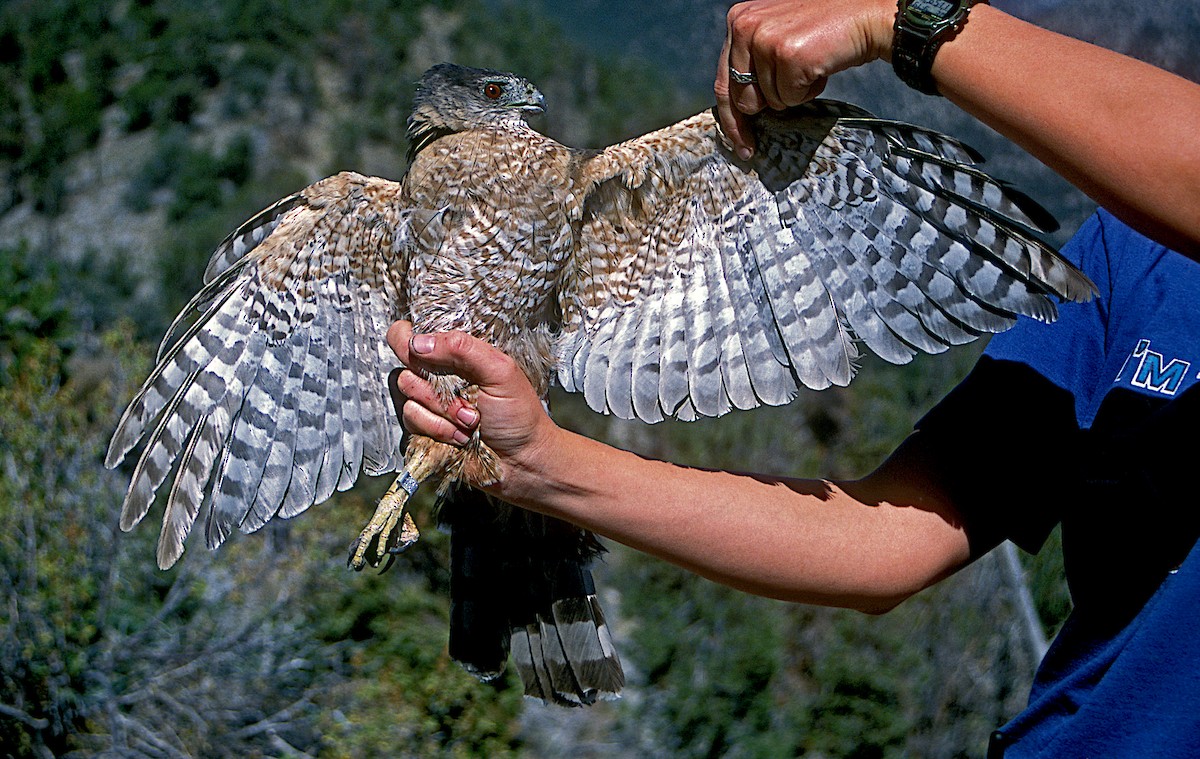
[107,63,1094,706]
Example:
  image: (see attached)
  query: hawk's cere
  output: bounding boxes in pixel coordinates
[107,63,1095,706]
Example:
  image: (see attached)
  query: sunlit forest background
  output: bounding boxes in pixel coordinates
[3,0,1197,756]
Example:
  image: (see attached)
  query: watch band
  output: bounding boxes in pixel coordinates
[892,0,976,96]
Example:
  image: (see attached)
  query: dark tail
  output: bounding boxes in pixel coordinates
[440,486,624,706]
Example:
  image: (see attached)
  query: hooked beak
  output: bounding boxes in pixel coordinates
[521,87,546,114]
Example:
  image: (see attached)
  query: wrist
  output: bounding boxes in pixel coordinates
[870,0,902,62]
[492,417,573,507]
[892,0,981,95]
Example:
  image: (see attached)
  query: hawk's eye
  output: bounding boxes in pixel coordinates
[483,82,504,100]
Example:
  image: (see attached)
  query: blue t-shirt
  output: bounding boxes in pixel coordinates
[917,209,1200,756]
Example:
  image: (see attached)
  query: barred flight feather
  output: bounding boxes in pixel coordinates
[602,305,639,420]
[629,280,667,422]
[202,331,270,551]
[208,338,284,538]
[158,412,215,569]
[240,331,307,532]
[705,224,757,413]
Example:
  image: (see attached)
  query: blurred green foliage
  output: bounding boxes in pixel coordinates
[0,323,151,756]
[0,243,73,383]
[0,1,109,214]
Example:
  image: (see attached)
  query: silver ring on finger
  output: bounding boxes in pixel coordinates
[728,65,758,85]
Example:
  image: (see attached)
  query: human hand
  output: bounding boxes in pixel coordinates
[716,0,896,158]
[386,321,560,483]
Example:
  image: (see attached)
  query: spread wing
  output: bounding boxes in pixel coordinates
[106,172,409,568]
[557,101,1095,422]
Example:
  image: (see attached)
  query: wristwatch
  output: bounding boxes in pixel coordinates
[892,0,977,96]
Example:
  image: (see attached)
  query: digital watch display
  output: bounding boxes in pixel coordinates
[907,0,962,27]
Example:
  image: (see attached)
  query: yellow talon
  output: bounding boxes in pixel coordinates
[347,437,467,570]
[349,472,421,570]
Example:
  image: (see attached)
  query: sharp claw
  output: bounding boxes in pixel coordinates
[381,511,420,564]
[378,513,402,552]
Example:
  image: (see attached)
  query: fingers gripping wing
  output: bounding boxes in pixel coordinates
[556,102,1095,423]
[106,172,408,568]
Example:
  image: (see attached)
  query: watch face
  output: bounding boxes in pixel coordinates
[907,0,964,26]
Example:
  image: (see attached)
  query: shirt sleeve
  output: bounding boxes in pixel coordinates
[914,212,1113,556]
[914,356,1084,556]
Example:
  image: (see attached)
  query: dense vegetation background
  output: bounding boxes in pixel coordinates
[2,0,1194,756]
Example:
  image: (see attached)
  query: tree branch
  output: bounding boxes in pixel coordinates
[0,701,50,730]
[225,696,313,741]
[1000,540,1050,662]
[269,731,317,759]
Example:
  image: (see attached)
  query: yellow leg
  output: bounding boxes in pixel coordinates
[347,472,422,570]
[347,439,454,570]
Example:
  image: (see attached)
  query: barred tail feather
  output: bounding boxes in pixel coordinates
[540,578,624,704]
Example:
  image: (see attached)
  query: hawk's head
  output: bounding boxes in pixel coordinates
[407,64,545,157]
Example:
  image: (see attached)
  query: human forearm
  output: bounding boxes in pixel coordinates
[932,5,1200,255]
[484,411,969,612]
